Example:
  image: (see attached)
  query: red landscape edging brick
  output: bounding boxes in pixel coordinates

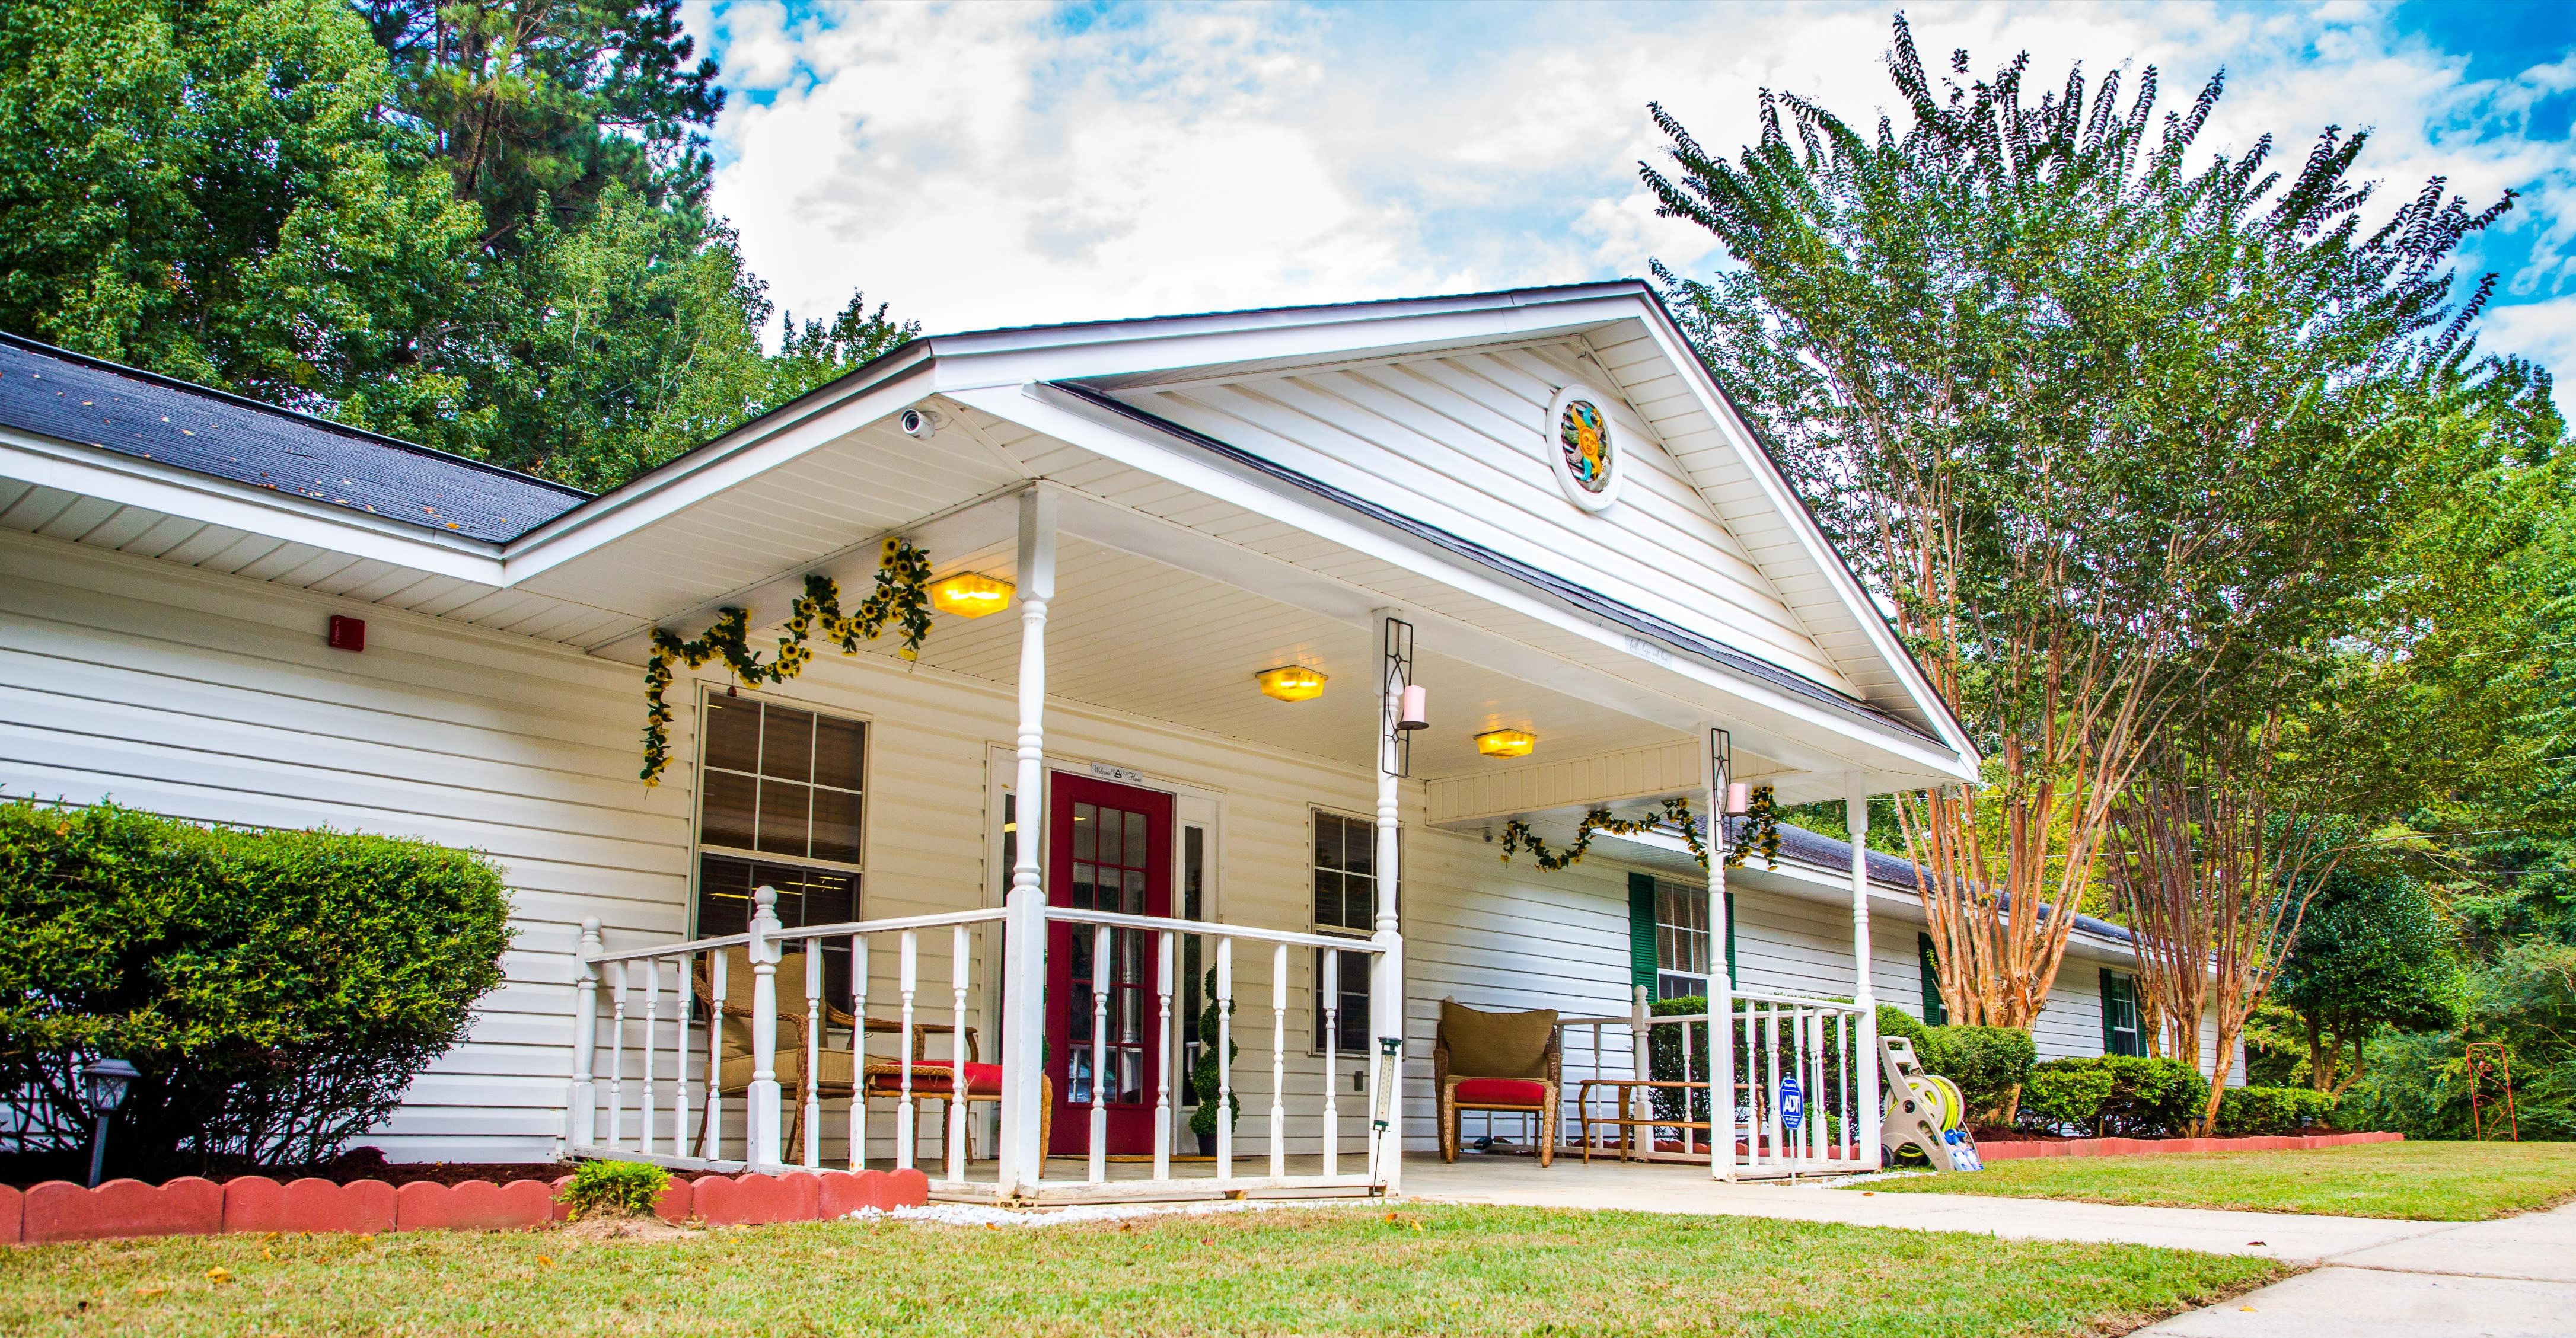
[9,1164,934,1245]
[224,1176,397,1235]
[24,1177,224,1244]
[1977,1129,2402,1161]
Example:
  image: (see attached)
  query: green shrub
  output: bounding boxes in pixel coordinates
[2020,1056,2208,1137]
[1876,1004,1931,1049]
[0,798,512,1177]
[2022,1059,2117,1133]
[1916,1025,2035,1123]
[2214,1085,2339,1136]
[559,1160,671,1219]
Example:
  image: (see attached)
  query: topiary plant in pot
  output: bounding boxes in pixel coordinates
[1187,967,1239,1155]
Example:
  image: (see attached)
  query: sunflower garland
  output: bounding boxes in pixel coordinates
[640,536,937,784]
[1497,785,1779,873]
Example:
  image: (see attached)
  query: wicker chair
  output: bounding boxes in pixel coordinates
[1433,997,1561,1167]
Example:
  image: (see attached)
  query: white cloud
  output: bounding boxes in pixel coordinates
[697,0,2574,396]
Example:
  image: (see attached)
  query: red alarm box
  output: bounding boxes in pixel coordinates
[327,615,366,652]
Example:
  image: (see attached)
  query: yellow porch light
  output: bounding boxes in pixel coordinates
[1477,729,1537,759]
[1255,665,1328,702]
[929,572,1014,618]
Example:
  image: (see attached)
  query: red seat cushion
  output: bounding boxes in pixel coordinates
[865,1062,1002,1096]
[1452,1078,1549,1106]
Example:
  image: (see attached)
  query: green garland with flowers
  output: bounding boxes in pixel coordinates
[640,536,936,784]
[1497,784,1779,873]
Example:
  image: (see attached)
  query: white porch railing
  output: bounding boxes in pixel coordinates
[565,887,1398,1202]
[568,890,1005,1181]
[1040,906,1395,1196]
[1561,986,1869,1177]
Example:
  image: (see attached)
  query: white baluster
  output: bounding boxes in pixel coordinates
[804,945,823,1169]
[748,887,785,1167]
[674,953,692,1161]
[1153,931,1174,1181]
[608,960,628,1151]
[1090,922,1110,1185]
[1809,1011,1828,1165]
[707,948,727,1160]
[898,928,918,1171]
[1268,943,1287,1179]
[850,933,869,1170]
[949,924,970,1183]
[1319,947,1338,1177]
[1681,1018,1697,1158]
[640,959,661,1155]
[1216,937,1234,1180]
[570,919,601,1150]
[1839,1011,1855,1165]
[1764,1004,1782,1167]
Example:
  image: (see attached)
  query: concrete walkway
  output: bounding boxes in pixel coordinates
[1399,1154,2576,1337]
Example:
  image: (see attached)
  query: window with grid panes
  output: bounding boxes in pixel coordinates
[1654,878,1712,1000]
[1312,810,1379,1051]
[695,694,865,998]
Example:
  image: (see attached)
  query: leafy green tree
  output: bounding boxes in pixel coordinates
[0,0,482,410]
[2272,867,2466,1094]
[1,0,912,490]
[1642,16,2503,1058]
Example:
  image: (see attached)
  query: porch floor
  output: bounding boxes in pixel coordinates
[902,1145,1857,1205]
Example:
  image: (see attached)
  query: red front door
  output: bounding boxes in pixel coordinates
[1046,773,1172,1157]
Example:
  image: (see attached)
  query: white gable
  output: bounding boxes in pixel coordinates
[1097,337,1851,696]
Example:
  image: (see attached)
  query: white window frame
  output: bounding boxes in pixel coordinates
[687,684,872,940]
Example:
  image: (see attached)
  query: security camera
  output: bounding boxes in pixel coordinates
[899,407,942,439]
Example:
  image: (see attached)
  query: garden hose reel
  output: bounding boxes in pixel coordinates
[1878,1036,1984,1172]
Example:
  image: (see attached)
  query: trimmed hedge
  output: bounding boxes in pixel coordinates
[0,799,511,1178]
[2214,1085,2339,1136]
[2022,1056,2208,1137]
[1874,1005,2033,1122]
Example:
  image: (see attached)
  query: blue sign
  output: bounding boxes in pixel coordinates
[1778,1075,1805,1131]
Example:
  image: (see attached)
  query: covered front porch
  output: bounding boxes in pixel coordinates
[556,476,1909,1204]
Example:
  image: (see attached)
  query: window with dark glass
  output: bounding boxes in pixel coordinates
[2102,972,2146,1058]
[695,695,865,997]
[1312,810,1384,1051]
[1654,878,1711,1001]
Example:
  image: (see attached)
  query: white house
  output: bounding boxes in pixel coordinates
[0,282,2221,1202]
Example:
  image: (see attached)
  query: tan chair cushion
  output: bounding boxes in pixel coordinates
[1440,999,1557,1079]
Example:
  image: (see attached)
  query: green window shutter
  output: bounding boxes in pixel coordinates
[1723,890,1737,988]
[1628,872,1657,996]
[1918,933,1947,1025]
[2100,968,2119,1055]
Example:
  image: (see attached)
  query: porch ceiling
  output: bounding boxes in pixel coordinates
[835,532,1721,782]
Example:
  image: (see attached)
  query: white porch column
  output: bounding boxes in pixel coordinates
[1848,771,1882,1170]
[1370,609,1408,1193]
[568,917,602,1151]
[997,487,1056,1197]
[747,886,785,1166]
[1706,732,1736,1181]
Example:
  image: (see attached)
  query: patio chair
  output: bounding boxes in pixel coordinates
[1434,997,1561,1167]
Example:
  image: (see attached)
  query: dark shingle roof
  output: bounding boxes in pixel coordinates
[0,333,588,542]
[1735,820,2135,946]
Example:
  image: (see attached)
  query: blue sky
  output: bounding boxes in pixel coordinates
[678,1,2576,392]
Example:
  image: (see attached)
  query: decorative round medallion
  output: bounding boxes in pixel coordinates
[1547,383,1622,512]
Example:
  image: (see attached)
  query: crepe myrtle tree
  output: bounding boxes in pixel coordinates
[1644,14,2508,1034]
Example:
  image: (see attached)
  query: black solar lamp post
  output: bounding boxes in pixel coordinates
[82,1056,139,1187]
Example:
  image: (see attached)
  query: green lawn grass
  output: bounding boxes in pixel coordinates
[0,1203,2279,1337]
[1862,1141,2576,1221]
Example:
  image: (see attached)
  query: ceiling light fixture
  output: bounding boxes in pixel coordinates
[929,572,1014,618]
[1256,665,1328,702]
[1476,729,1536,758]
